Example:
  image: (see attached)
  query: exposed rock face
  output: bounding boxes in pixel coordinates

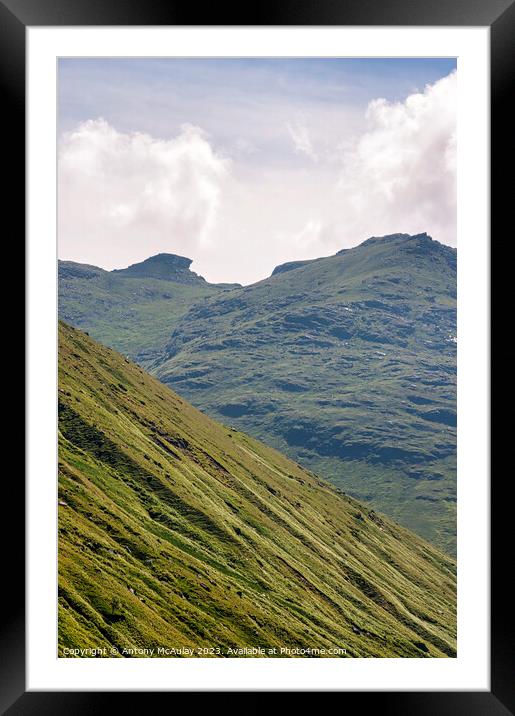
[58,262,105,280]
[271,259,316,276]
[112,253,206,284]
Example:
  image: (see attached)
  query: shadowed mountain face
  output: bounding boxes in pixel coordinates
[58,322,456,657]
[153,234,457,554]
[58,254,239,368]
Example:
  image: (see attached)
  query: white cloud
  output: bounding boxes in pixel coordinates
[58,72,456,285]
[335,70,457,247]
[260,71,457,284]
[233,137,259,156]
[285,117,318,162]
[58,119,230,268]
[276,219,323,249]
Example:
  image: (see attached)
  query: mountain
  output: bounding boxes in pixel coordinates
[58,254,238,368]
[153,233,457,554]
[58,233,457,554]
[58,321,456,657]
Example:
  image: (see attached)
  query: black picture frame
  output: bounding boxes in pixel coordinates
[4,0,507,712]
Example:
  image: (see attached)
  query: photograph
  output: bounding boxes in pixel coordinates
[4,0,502,705]
[57,57,458,659]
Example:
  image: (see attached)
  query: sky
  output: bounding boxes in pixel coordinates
[58,58,457,285]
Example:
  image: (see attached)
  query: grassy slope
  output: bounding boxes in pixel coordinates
[154,234,457,554]
[58,259,232,368]
[58,321,456,658]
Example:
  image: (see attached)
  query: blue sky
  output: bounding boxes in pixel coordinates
[58,58,457,284]
[58,58,456,149]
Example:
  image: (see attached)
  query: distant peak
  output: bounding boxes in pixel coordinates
[354,232,455,269]
[152,252,192,265]
[112,253,205,284]
[359,232,432,248]
[271,259,315,277]
[118,253,193,271]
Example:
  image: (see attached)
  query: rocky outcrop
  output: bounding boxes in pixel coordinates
[112,253,206,284]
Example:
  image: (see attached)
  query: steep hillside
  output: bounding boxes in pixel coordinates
[58,254,238,367]
[58,322,456,658]
[154,233,457,553]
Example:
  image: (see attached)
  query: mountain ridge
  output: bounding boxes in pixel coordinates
[60,252,242,287]
[58,254,238,368]
[269,232,455,278]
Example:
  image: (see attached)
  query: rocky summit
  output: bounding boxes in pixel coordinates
[112,253,205,284]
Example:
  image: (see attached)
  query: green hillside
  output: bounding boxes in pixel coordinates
[154,233,457,554]
[58,321,456,658]
[58,254,237,368]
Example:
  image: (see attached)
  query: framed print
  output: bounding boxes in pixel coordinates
[4,0,509,711]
